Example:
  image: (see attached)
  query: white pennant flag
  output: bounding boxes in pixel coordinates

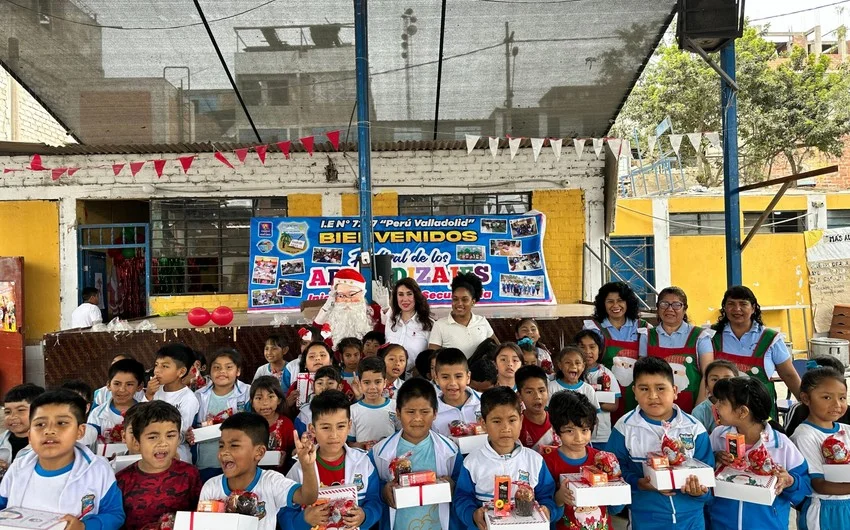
[508,136,522,160]
[669,134,683,156]
[465,134,480,155]
[592,138,604,159]
[573,138,586,160]
[550,138,563,161]
[646,135,657,156]
[705,132,721,151]
[686,132,703,152]
[530,138,545,162]
[607,138,623,160]
[488,137,499,159]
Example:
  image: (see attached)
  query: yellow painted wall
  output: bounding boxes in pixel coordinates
[341,192,399,216]
[0,201,60,341]
[611,198,653,236]
[287,194,323,216]
[532,189,585,304]
[150,293,248,315]
[341,194,358,216]
[826,193,850,209]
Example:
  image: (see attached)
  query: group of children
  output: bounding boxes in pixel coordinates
[0,318,847,530]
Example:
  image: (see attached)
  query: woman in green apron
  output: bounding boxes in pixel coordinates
[710,285,802,417]
[583,282,651,423]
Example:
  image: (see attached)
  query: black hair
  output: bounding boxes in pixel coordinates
[703,359,740,389]
[310,389,351,421]
[300,341,334,373]
[108,358,146,385]
[358,356,386,378]
[469,338,500,366]
[787,365,850,435]
[81,287,99,302]
[552,346,585,380]
[396,377,438,412]
[480,386,522,419]
[363,331,386,345]
[801,367,847,395]
[415,349,437,380]
[713,285,764,332]
[315,365,342,383]
[574,329,604,352]
[155,343,195,374]
[434,348,469,372]
[470,359,498,385]
[632,356,675,386]
[811,355,846,373]
[250,376,286,415]
[338,337,363,353]
[112,353,133,363]
[379,343,408,361]
[130,401,182,441]
[208,347,242,369]
[220,412,270,447]
[549,389,598,432]
[515,364,549,392]
[657,286,690,323]
[712,377,783,432]
[265,334,287,349]
[592,282,640,322]
[451,272,483,302]
[60,380,93,404]
[390,278,434,332]
[4,383,45,405]
[30,389,87,425]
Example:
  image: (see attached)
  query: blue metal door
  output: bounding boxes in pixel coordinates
[81,250,107,322]
[609,237,655,305]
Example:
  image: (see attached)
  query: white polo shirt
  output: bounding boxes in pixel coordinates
[428,313,494,358]
[70,302,103,328]
[383,310,432,377]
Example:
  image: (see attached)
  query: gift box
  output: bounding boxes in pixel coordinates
[494,475,512,517]
[725,433,746,460]
[393,479,452,509]
[258,451,282,467]
[714,465,777,506]
[595,391,616,404]
[642,457,716,490]
[192,424,222,442]
[111,454,142,473]
[0,507,66,530]
[823,464,850,483]
[197,501,226,513]
[484,503,550,530]
[173,512,258,530]
[450,433,488,455]
[399,471,436,487]
[296,373,314,408]
[314,485,358,529]
[580,466,607,486]
[645,452,669,470]
[95,443,127,458]
[561,473,632,507]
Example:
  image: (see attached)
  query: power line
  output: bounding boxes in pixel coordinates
[618,203,813,231]
[750,0,850,22]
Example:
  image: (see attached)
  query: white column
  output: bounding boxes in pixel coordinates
[651,198,671,291]
[58,197,78,330]
[583,187,605,302]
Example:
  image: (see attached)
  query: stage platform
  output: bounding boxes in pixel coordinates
[43,304,597,389]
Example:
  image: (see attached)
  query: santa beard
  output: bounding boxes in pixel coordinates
[327,301,374,348]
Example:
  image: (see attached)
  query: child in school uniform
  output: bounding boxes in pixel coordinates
[61,380,95,415]
[379,343,407,399]
[250,376,295,457]
[493,343,523,390]
[469,358,498,394]
[516,365,559,451]
[87,359,146,445]
[93,354,146,406]
[294,365,344,437]
[338,336,363,387]
[577,330,621,450]
[279,390,381,529]
[0,389,125,530]
[454,386,561,528]
[149,343,200,463]
[689,360,738,435]
[285,341,352,416]
[372,378,464,530]
[515,318,555,378]
[607,357,714,530]
[349,357,398,450]
[253,334,289,383]
[432,347,482,437]
[0,383,44,468]
[789,367,850,530]
[549,347,602,430]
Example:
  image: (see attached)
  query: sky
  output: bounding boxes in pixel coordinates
[746,0,847,37]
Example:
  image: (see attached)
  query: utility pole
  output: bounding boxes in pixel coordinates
[354,0,374,300]
[504,22,516,134]
[721,42,742,287]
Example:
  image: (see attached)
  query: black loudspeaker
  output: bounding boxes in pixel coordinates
[373,253,393,289]
[677,0,744,53]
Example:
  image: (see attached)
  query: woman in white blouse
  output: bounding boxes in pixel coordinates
[378,278,435,378]
[428,272,498,358]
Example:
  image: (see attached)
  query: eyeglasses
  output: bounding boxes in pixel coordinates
[657,301,684,310]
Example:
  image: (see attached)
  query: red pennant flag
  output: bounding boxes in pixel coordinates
[300,136,315,157]
[178,156,195,174]
[276,141,291,160]
[29,154,45,171]
[130,161,145,177]
[326,130,340,151]
[234,148,249,163]
[3,168,22,174]
[51,168,67,181]
[255,145,268,164]
[112,164,125,176]
[215,151,234,169]
[68,168,80,177]
[153,159,167,178]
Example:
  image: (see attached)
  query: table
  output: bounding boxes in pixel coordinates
[761,304,811,347]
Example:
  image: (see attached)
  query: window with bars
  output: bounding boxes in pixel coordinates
[398,193,532,216]
[150,198,287,295]
[743,211,805,234]
[668,212,726,235]
[828,209,850,229]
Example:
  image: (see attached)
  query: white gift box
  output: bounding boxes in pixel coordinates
[561,473,631,507]
[824,464,850,483]
[192,424,222,442]
[642,458,716,490]
[450,434,488,455]
[714,466,777,506]
[296,373,313,408]
[484,503,550,530]
[111,454,142,472]
[316,485,359,529]
[0,507,66,530]
[595,392,616,404]
[95,443,127,458]
[174,512,259,530]
[393,479,452,509]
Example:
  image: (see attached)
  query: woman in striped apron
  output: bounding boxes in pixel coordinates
[710,285,801,417]
[584,282,651,423]
[638,286,714,413]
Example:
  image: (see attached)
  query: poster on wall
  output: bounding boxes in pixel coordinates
[0,281,17,332]
[248,212,555,311]
[805,227,850,332]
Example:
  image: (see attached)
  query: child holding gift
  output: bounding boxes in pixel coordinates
[576,330,621,450]
[432,347,482,437]
[690,360,739,435]
[349,357,398,450]
[295,366,344,437]
[516,365,558,452]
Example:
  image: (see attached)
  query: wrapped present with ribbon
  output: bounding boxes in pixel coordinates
[562,473,631,507]
[449,420,488,454]
[311,485,358,530]
[660,422,687,466]
[714,465,778,506]
[483,501,549,530]
[297,372,315,408]
[95,437,128,459]
[389,451,413,483]
[173,512,258,530]
[393,478,451,509]
[642,456,715,490]
[594,451,622,480]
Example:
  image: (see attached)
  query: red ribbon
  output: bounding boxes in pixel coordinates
[418,484,424,506]
[667,467,676,489]
[189,512,195,530]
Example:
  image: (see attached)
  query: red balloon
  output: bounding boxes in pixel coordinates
[187,307,211,327]
[211,306,234,326]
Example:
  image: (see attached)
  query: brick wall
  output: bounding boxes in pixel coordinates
[765,135,850,190]
[532,189,586,303]
[0,71,68,146]
[150,293,248,315]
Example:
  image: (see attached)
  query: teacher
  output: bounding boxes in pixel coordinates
[428,272,498,358]
[379,278,434,378]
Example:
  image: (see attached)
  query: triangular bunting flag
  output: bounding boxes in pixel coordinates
[508,136,522,161]
[234,148,249,163]
[68,168,80,177]
[178,156,195,174]
[51,168,67,181]
[112,164,125,176]
[153,159,167,178]
[276,141,291,160]
[669,134,683,156]
[29,154,44,171]
[607,139,623,160]
[214,151,234,169]
[465,134,480,155]
[530,138,545,162]
[300,136,314,157]
[488,137,499,159]
[705,132,721,151]
[686,132,703,152]
[592,138,604,159]
[646,134,657,156]
[3,168,22,174]
[130,161,145,177]
[550,138,563,161]
[255,145,268,164]
[326,130,340,151]
[573,138,586,160]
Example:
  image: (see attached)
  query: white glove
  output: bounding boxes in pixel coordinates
[315,289,336,325]
[372,281,390,310]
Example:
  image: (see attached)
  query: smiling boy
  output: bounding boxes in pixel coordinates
[150,343,200,463]
[0,384,44,466]
[88,359,146,444]
[349,357,397,450]
[432,348,482,437]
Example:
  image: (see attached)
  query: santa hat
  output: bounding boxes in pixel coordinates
[333,268,366,290]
